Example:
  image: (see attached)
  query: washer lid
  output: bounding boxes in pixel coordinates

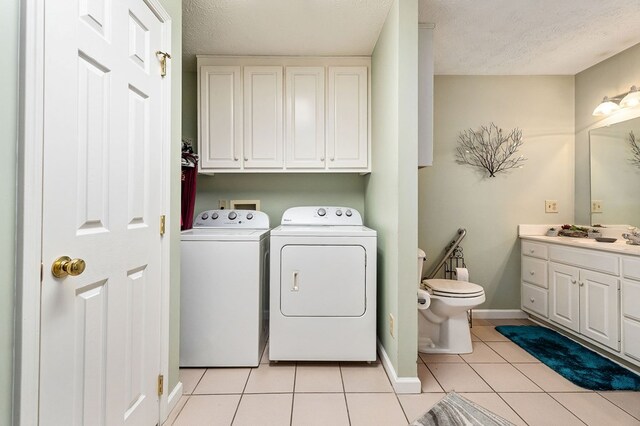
[422,279,484,297]
[181,228,270,241]
[270,225,376,237]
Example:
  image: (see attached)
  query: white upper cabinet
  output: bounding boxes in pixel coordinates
[327,67,368,169]
[199,66,242,170]
[285,67,326,169]
[243,66,283,169]
[197,56,370,173]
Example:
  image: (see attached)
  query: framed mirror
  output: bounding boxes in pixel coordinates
[590,117,640,227]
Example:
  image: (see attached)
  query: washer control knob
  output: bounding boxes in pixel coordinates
[246,213,254,220]
[317,208,326,217]
[201,212,209,220]
[345,209,352,217]
[336,209,342,216]
[212,212,219,220]
[228,211,237,220]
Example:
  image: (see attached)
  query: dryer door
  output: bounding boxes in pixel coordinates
[280,245,366,317]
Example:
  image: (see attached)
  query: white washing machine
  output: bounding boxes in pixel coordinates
[180,209,270,367]
[269,206,377,361]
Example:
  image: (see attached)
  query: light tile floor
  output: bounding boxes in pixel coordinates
[166,318,640,425]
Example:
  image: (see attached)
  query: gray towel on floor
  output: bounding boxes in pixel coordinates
[410,392,515,426]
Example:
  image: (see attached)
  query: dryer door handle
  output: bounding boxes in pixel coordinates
[292,271,299,292]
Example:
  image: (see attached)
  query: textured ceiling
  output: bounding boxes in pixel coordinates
[419,0,640,75]
[183,0,640,75]
[182,0,394,71]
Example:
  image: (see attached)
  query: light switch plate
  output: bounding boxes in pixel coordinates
[591,200,603,213]
[545,200,558,213]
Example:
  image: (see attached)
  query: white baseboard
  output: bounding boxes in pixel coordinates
[472,309,528,319]
[377,340,421,394]
[166,381,183,416]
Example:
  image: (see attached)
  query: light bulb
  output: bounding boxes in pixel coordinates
[593,96,620,116]
[620,86,640,108]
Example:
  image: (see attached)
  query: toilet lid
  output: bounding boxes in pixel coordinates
[422,279,485,298]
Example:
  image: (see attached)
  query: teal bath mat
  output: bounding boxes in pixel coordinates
[495,325,640,391]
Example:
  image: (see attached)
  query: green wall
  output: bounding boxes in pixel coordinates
[366,0,418,378]
[420,76,575,309]
[574,43,640,225]
[181,71,367,225]
[1,0,19,423]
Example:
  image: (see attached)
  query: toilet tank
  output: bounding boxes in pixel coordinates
[418,249,427,282]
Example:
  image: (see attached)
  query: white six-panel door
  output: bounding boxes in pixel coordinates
[40,0,165,424]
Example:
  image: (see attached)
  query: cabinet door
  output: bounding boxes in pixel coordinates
[327,67,368,169]
[243,66,283,168]
[199,66,242,169]
[580,269,620,350]
[549,262,580,332]
[285,67,325,168]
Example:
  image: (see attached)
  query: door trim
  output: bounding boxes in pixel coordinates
[15,0,173,424]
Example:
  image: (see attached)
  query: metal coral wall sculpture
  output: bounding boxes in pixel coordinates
[629,131,640,169]
[455,123,526,177]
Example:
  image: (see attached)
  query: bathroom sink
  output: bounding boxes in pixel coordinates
[556,236,593,243]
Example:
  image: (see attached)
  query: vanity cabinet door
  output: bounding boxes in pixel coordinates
[549,262,580,332]
[580,269,620,350]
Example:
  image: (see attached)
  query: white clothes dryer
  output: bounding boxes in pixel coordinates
[269,206,377,361]
[180,210,270,367]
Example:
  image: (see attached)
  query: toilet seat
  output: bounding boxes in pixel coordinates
[422,279,484,298]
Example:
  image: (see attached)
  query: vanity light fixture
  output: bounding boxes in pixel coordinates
[593,85,640,116]
[592,96,621,116]
[620,85,640,108]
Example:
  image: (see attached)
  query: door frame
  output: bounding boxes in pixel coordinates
[15,0,173,424]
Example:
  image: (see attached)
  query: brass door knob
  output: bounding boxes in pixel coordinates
[52,256,86,278]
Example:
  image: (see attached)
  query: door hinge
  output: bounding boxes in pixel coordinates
[156,51,171,77]
[157,374,164,396]
[160,215,166,236]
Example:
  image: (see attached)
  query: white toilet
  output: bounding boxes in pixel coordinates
[417,249,485,354]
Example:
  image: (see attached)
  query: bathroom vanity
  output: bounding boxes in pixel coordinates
[519,226,640,369]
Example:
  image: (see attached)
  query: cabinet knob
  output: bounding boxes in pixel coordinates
[234,157,239,161]
[571,278,576,284]
[579,282,584,287]
[530,298,535,303]
[330,157,335,161]
[244,157,248,161]
[529,249,535,254]
[529,271,535,275]
[320,157,325,161]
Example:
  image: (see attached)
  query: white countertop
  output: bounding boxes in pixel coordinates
[518,224,640,256]
[520,235,640,256]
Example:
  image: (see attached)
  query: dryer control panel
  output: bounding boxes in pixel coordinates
[193,210,270,228]
[281,206,363,226]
